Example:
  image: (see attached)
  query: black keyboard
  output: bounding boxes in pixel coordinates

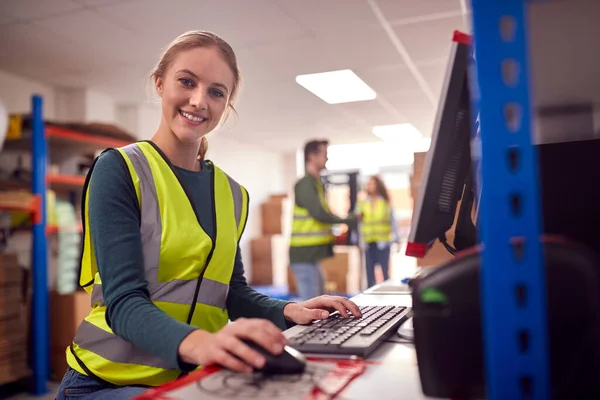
[288,305,411,358]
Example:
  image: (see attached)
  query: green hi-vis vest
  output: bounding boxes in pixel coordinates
[66,141,249,387]
[290,177,334,247]
[359,198,392,243]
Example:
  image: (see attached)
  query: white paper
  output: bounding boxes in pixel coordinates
[166,362,336,400]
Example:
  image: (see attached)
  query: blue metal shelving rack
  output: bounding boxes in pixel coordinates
[31,94,49,395]
[470,1,550,399]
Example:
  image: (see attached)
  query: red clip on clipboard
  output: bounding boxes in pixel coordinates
[133,359,368,400]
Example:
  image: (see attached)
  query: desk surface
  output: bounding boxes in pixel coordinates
[283,288,437,400]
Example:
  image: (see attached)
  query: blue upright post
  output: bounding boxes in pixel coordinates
[467,36,482,211]
[470,2,550,400]
[31,95,49,395]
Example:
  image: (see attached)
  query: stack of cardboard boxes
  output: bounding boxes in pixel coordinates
[410,152,456,268]
[0,253,29,385]
[251,194,361,296]
[250,194,288,286]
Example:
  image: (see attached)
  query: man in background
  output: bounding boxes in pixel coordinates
[289,139,356,301]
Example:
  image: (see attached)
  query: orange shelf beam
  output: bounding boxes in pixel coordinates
[47,223,83,234]
[46,174,86,187]
[0,193,41,223]
[46,125,130,148]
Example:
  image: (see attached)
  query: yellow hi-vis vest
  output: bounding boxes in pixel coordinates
[290,177,335,247]
[359,198,392,243]
[66,141,249,387]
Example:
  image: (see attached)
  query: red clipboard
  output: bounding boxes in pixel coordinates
[133,358,370,400]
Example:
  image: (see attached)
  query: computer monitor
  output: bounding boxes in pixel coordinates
[406,31,476,259]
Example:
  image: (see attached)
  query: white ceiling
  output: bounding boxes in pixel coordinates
[0,0,470,151]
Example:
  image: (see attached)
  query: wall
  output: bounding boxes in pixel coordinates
[115,103,161,139]
[0,69,56,119]
[207,133,286,279]
[281,150,300,197]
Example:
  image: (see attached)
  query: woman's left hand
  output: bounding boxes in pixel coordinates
[283,295,362,325]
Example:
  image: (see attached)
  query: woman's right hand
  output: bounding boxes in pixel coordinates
[178,318,288,373]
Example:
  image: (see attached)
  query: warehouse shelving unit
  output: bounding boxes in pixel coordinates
[469,0,557,399]
[0,95,130,395]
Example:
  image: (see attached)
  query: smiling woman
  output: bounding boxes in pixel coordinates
[149,32,241,170]
[54,30,362,400]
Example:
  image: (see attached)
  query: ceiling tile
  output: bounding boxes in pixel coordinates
[356,64,422,97]
[96,0,307,52]
[336,99,399,128]
[376,0,463,23]
[0,22,117,80]
[411,117,436,138]
[73,0,135,6]
[0,0,84,24]
[385,90,435,117]
[349,107,407,129]
[34,9,142,66]
[237,78,334,124]
[314,26,405,72]
[276,0,380,33]
[237,37,320,83]
[393,15,465,63]
[417,62,448,100]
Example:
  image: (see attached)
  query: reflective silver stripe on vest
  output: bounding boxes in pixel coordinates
[224,173,243,234]
[91,278,229,308]
[293,215,312,220]
[291,230,332,237]
[75,320,174,370]
[124,144,162,289]
[89,144,241,308]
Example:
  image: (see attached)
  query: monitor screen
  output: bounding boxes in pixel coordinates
[406,31,474,259]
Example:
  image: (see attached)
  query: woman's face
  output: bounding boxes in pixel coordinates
[155,46,235,145]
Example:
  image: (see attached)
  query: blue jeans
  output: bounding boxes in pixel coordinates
[365,242,390,288]
[291,261,324,301]
[55,367,147,400]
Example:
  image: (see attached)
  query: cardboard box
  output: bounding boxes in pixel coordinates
[250,237,273,285]
[287,251,353,295]
[250,237,272,265]
[416,233,456,267]
[321,252,349,294]
[0,286,22,320]
[268,194,287,203]
[0,253,21,284]
[49,291,91,380]
[261,201,283,235]
[250,262,274,286]
[0,257,29,387]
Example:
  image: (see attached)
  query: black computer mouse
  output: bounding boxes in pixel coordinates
[242,339,307,375]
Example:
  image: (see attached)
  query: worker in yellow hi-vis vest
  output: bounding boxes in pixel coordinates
[357,176,401,288]
[289,139,356,301]
[54,32,362,399]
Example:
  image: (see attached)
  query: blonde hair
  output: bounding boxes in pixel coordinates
[151,30,242,160]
